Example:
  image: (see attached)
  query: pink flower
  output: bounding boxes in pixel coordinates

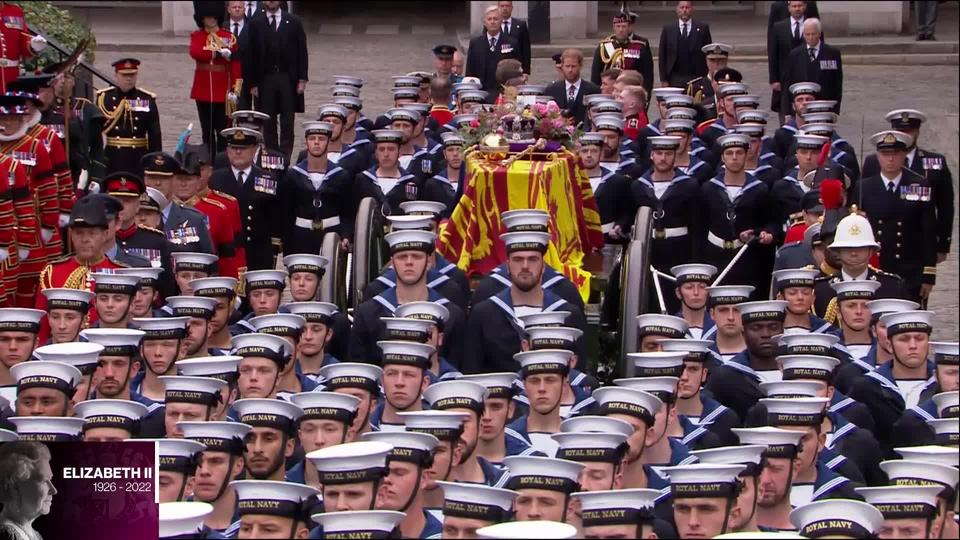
[534,102,548,116]
[539,118,554,131]
[546,101,560,114]
[566,125,575,135]
[469,119,480,129]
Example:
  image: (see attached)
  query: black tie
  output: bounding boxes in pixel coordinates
[793,21,800,41]
[237,171,245,186]
[502,22,509,35]
[887,181,896,194]
[808,47,816,62]
[246,3,254,18]
[270,15,277,31]
[682,23,688,38]
[233,22,239,37]
[489,36,496,50]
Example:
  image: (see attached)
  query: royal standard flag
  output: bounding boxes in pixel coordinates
[438,149,604,302]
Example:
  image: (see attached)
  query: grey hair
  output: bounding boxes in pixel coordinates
[804,18,822,34]
[0,442,51,503]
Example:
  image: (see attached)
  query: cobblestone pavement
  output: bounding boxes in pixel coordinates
[92,37,959,338]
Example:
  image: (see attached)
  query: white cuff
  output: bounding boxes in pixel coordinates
[40,228,54,243]
[30,35,47,54]
[0,248,8,262]
[59,213,71,228]
[18,248,29,260]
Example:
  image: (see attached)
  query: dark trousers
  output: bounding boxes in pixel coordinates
[668,72,695,89]
[258,72,295,162]
[913,1,938,36]
[195,100,227,153]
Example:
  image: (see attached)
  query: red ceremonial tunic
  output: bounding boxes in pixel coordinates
[189,29,241,103]
[0,2,32,93]
[35,254,128,340]
[0,153,27,306]
[201,188,246,275]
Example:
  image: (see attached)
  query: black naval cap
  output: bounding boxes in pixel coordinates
[801,190,824,215]
[433,44,456,58]
[97,194,124,220]
[714,67,743,84]
[142,152,181,176]
[178,144,212,176]
[69,194,111,228]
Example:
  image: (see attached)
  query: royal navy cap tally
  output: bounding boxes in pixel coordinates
[856,485,942,521]
[614,376,680,403]
[501,209,550,233]
[761,380,824,399]
[449,113,478,128]
[881,459,960,491]
[773,268,820,290]
[250,313,306,338]
[707,285,755,306]
[393,302,450,329]
[40,288,95,312]
[79,328,145,356]
[800,122,835,137]
[870,130,912,151]
[932,391,959,418]
[387,214,434,232]
[75,399,147,434]
[160,375,226,406]
[736,109,769,124]
[437,482,518,522]
[306,440,392,485]
[179,421,251,455]
[230,332,293,364]
[803,100,837,114]
[663,94,695,108]
[789,81,821,97]
[515,349,573,377]
[399,200,447,218]
[592,387,662,425]
[457,90,488,104]
[231,480,319,518]
[165,296,217,319]
[439,132,465,147]
[652,87,685,100]
[116,266,164,286]
[776,332,840,356]
[733,426,804,458]
[731,94,761,108]
[801,111,838,124]
[284,302,338,325]
[190,277,239,298]
[12,360,82,396]
[302,120,334,137]
[931,342,959,367]
[525,326,582,352]
[221,127,262,146]
[132,316,189,340]
[886,108,926,130]
[459,372,518,400]
[333,74,364,88]
[658,339,713,363]
[518,311,569,329]
[0,308,44,333]
[647,135,683,150]
[424,380,488,414]
[717,133,751,149]
[579,132,604,147]
[406,102,432,118]
[790,499,883,539]
[90,272,140,295]
[573,489,658,528]
[717,83,748,98]
[626,351,687,378]
[232,398,303,432]
[385,230,436,254]
[501,231,550,253]
[593,114,625,133]
[386,107,419,125]
[560,415,635,438]
[317,103,349,121]
[761,397,829,426]
[33,342,103,375]
[636,314,689,338]
[362,430,439,463]
[378,340,434,369]
[10,416,86,441]
[243,269,287,291]
[452,80,481,93]
[662,463,746,498]
[690,444,767,476]
[737,300,788,323]
[398,410,468,441]
[592,100,623,115]
[583,94,611,107]
[159,501,213,539]
[928,417,959,445]
[552,431,629,463]
[333,95,362,110]
[381,316,433,343]
[318,362,383,393]
[662,118,696,133]
[311,510,405,539]
[503,456,584,493]
[170,252,217,273]
[671,263,717,284]
[794,133,829,150]
[780,355,840,382]
[879,310,934,336]
[830,279,881,301]
[290,391,361,424]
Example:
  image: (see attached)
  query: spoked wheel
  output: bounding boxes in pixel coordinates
[352,197,388,311]
[617,206,654,378]
[319,232,348,310]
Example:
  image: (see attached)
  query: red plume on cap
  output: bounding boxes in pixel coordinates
[820,179,844,210]
[817,141,831,167]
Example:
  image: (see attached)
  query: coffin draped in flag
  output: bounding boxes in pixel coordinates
[438,149,604,302]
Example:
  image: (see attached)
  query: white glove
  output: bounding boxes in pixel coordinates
[58,213,70,228]
[18,248,29,260]
[0,248,8,262]
[30,35,47,53]
[40,228,54,244]
[77,169,90,192]
[219,48,232,60]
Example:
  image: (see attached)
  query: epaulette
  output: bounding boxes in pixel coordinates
[73,97,92,106]
[107,256,130,268]
[136,224,164,235]
[813,274,834,283]
[138,88,157,99]
[869,266,901,279]
[95,86,115,94]
[201,196,226,210]
[211,189,236,202]
[696,119,715,131]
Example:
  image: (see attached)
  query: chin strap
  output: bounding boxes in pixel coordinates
[212,454,236,502]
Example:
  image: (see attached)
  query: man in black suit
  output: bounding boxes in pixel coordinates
[784,18,842,114]
[226,1,253,110]
[243,0,307,162]
[768,0,809,121]
[767,0,818,29]
[658,1,712,89]
[545,49,600,125]
[465,5,521,97]
[498,1,531,75]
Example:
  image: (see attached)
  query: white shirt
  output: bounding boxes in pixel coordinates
[229,18,245,35]
[502,17,513,34]
[486,32,501,47]
[792,17,804,37]
[231,165,253,185]
[265,9,281,29]
[807,43,820,59]
[907,147,917,168]
[678,19,690,33]
[565,79,581,100]
[881,171,903,191]
[841,268,869,281]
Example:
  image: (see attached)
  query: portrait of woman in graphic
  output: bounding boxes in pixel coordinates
[0,442,56,540]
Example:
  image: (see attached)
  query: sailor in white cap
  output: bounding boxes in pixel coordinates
[502,455,584,524]
[230,333,294,399]
[190,276,240,354]
[504,350,577,457]
[232,398,302,482]
[159,375,229,437]
[178,421,252,537]
[661,463,747,538]
[881,458,960,539]
[823,280,883,360]
[891,387,959,452]
[175,356,240,420]
[929,417,959,447]
[857,484,945,539]
[391,301,462,384]
[9,416,85,441]
[517,326,594,419]
[80,328,150,405]
[361,431,443,538]
[368,341,434,432]
[131,316,190,403]
[668,264,718,339]
[569,488,659,538]
[88,272,140,329]
[33,342,103,403]
[397,409,471,520]
[230,480,320,540]
[0,308,45,384]
[459,372,539,465]
[732,426,805,530]
[770,268,835,334]
[159,501,215,539]
[249,313,316,398]
[168,252,218,296]
[635,314,690,353]
[284,392,361,489]
[142,437,206,502]
[704,300,789,420]
[39,288,94,344]
[284,302,341,382]
[626,350,686,380]
[311,510,405,539]
[552,426,629,492]
[437,482,518,538]
[114,267,164,318]
[575,132,635,243]
[462,229,587,375]
[660,338,736,440]
[75,398,148,441]
[10,360,82,417]
[163,296,219,360]
[690,444,767,534]
[318,362,383,440]
[420,130,467,215]
[281,254,329,302]
[704,285,754,361]
[790,499,884,539]
[241,269,288,320]
[475,520,578,539]
[306,440,392,512]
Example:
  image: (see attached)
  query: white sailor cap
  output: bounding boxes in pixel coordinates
[132,316,189,340]
[614,376,680,403]
[572,489,659,527]
[33,342,104,375]
[116,267,164,287]
[772,268,819,290]
[932,342,959,367]
[803,100,837,114]
[760,397,830,427]
[647,135,683,150]
[666,108,696,121]
[702,42,733,57]
[707,285,755,306]
[794,133,829,150]
[690,444,767,476]
[636,314,689,338]
[894,445,959,468]
[737,109,769,124]
[661,463,746,498]
[381,317,434,342]
[79,328,145,356]
[732,123,764,137]
[881,459,960,490]
[662,118,696,133]
[857,485,943,520]
[737,300,788,323]
[886,108,927,129]
[89,272,141,295]
[330,85,360,98]
[306,441,392,484]
[302,120,334,137]
[159,501,214,539]
[733,426,804,458]
[867,298,920,319]
[788,81,821,97]
[717,133,751,149]
[190,276,239,298]
[398,410,468,441]
[178,421,252,455]
[282,254,329,275]
[515,349,574,377]
[362,430,439,463]
[243,269,288,291]
[75,399,147,434]
[394,301,450,326]
[169,252,218,273]
[176,355,240,383]
[317,103,349,121]
[560,415,634,437]
[41,288,95,311]
[11,360,82,395]
[231,480,319,518]
[385,229,436,254]
[311,510,405,537]
[159,375,226,406]
[578,132,604,147]
[503,456,584,493]
[319,362,383,393]
[731,94,761,108]
[437,481,518,522]
[658,339,714,363]
[165,296,218,319]
[760,380,825,399]
[378,340,434,369]
[879,310,934,336]
[290,391,361,424]
[928,417,959,446]
[652,87,685,100]
[663,94,695,108]
[518,311,569,328]
[501,209,550,233]
[780,354,841,382]
[386,107,419,125]
[284,302,339,325]
[333,75,364,88]
[439,132,465,147]
[592,386,663,425]
[801,111,838,124]
[250,313,306,338]
[231,332,293,364]
[398,200,446,218]
[10,416,86,441]
[670,263,717,284]
[459,372,518,400]
[592,100,623,115]
[500,231,550,254]
[790,499,884,539]
[800,122,835,137]
[552,431,629,463]
[0,430,17,442]
[717,83,748,98]
[424,380,488,413]
[584,94,613,107]
[392,75,421,88]
[232,398,302,432]
[449,114,478,128]
[776,332,839,355]
[458,90,488,104]
[593,114,625,133]
[830,279,881,301]
[231,109,271,122]
[932,391,959,417]
[516,84,546,96]
[477,520,578,539]
[870,130,913,151]
[524,326,582,352]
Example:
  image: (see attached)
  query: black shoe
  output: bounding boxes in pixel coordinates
[917,33,928,41]
[928,34,936,41]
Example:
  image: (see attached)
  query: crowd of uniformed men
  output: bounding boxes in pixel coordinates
[0,0,956,539]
